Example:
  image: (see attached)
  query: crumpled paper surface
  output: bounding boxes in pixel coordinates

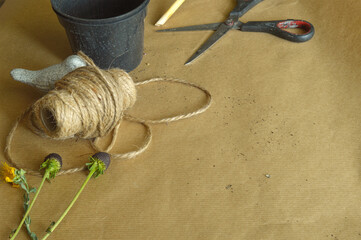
[1,0,361,239]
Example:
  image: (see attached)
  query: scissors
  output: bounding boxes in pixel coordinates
[157,0,315,65]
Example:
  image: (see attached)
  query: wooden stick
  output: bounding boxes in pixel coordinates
[155,0,186,26]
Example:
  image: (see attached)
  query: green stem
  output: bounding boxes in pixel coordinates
[24,193,38,240]
[41,168,96,240]
[10,171,49,240]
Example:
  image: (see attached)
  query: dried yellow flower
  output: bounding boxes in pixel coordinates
[0,162,19,187]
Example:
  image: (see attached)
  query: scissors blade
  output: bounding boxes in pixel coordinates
[185,23,232,65]
[231,0,263,18]
[157,23,222,32]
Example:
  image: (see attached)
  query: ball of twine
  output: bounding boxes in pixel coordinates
[29,64,136,139]
[5,52,212,176]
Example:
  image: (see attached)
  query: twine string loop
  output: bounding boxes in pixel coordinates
[5,52,212,176]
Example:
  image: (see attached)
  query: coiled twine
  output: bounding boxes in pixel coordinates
[5,52,212,176]
[30,66,136,139]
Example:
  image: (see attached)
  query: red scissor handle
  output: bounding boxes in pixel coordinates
[240,19,315,42]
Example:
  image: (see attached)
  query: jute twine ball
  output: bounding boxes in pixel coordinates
[29,66,136,139]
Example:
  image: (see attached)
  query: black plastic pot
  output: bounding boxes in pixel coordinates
[51,0,150,71]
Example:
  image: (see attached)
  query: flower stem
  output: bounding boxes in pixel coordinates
[41,168,96,240]
[10,171,49,240]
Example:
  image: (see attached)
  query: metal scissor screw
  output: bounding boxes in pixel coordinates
[226,19,234,26]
